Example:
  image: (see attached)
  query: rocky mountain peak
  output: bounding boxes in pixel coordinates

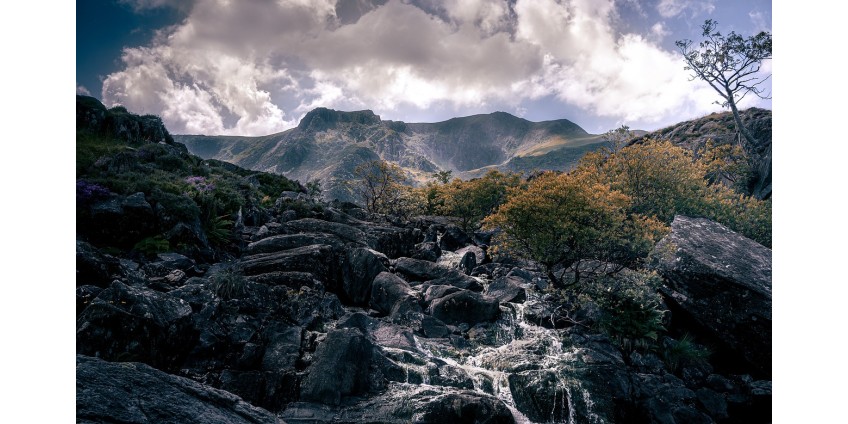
[296,107,382,132]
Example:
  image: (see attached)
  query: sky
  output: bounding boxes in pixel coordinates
[77,0,772,136]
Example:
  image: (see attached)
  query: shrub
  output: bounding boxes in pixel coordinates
[437,170,523,231]
[483,171,667,287]
[132,235,170,258]
[209,265,247,300]
[662,334,711,373]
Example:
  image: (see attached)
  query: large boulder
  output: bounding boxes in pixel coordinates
[395,257,483,291]
[370,272,419,315]
[650,216,772,377]
[240,244,337,283]
[340,248,386,305]
[427,289,500,325]
[77,355,277,423]
[77,281,197,372]
[76,240,123,287]
[282,218,367,245]
[246,233,344,255]
[438,225,472,252]
[300,328,398,405]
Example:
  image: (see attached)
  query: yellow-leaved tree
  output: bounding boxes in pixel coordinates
[483,171,667,287]
[437,170,523,231]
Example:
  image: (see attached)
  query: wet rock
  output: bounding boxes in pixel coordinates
[425,272,484,292]
[395,257,453,281]
[523,300,573,329]
[416,391,514,424]
[76,285,103,315]
[427,289,500,325]
[508,370,569,423]
[76,281,196,372]
[485,276,527,304]
[456,245,486,266]
[650,215,772,377]
[77,355,277,424]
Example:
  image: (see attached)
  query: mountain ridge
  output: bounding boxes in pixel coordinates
[176,108,603,200]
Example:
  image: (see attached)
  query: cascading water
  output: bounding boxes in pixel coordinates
[388,287,603,424]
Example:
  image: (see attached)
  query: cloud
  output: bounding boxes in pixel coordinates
[101,0,730,134]
[76,85,91,96]
[119,0,195,12]
[749,10,769,33]
[651,22,670,40]
[656,0,715,18]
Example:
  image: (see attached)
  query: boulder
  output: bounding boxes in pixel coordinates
[416,392,514,424]
[508,370,569,423]
[427,290,500,325]
[299,328,379,405]
[485,276,527,304]
[370,272,419,315]
[340,248,386,305]
[395,257,452,281]
[411,241,441,262]
[456,245,486,266]
[650,216,772,377]
[76,355,277,423]
[438,225,472,252]
[282,218,368,244]
[246,233,344,254]
[363,225,419,259]
[76,240,123,287]
[76,281,196,372]
[457,251,477,275]
[240,244,337,283]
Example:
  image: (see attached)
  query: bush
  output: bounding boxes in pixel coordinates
[662,334,711,373]
[132,235,171,258]
[437,170,523,231]
[209,266,247,300]
[483,171,667,287]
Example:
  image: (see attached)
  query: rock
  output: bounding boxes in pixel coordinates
[427,289,500,325]
[423,284,463,305]
[76,355,277,423]
[76,240,123,287]
[650,215,772,377]
[341,248,386,305]
[248,271,319,289]
[523,300,573,329]
[438,225,472,251]
[76,285,103,315]
[411,241,441,262]
[419,315,450,338]
[246,233,344,254]
[697,388,729,420]
[508,370,569,423]
[283,218,368,244]
[364,225,419,259]
[370,272,419,315]
[299,328,378,405]
[416,392,515,424]
[457,251,476,275]
[426,272,484,292]
[485,276,527,303]
[456,245,485,266]
[218,369,300,413]
[84,193,155,248]
[395,257,452,281]
[240,244,337,283]
[76,281,196,372]
[261,324,303,371]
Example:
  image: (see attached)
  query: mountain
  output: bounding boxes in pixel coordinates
[631,108,772,199]
[175,108,605,200]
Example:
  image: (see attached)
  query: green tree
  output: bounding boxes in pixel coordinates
[350,159,408,215]
[439,170,523,231]
[483,171,667,287]
[602,124,634,153]
[676,19,772,155]
[432,170,453,184]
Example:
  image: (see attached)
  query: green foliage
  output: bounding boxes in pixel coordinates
[349,159,409,215]
[209,266,247,300]
[438,170,523,232]
[432,170,453,184]
[578,139,707,222]
[602,124,633,153]
[662,334,711,373]
[584,270,667,353]
[132,235,171,258]
[483,171,667,286]
[204,214,234,246]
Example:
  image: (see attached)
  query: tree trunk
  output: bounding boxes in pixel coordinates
[725,89,758,157]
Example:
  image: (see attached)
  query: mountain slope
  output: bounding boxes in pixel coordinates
[176,108,604,201]
[631,107,772,199]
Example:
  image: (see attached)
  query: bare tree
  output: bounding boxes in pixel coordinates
[350,159,408,214]
[676,19,771,154]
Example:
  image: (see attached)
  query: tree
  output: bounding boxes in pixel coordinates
[676,19,771,155]
[602,124,634,153]
[483,171,666,287]
[432,170,453,184]
[438,170,523,231]
[349,159,408,214]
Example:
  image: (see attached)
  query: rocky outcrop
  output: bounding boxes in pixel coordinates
[76,281,197,372]
[76,355,277,423]
[650,215,772,377]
